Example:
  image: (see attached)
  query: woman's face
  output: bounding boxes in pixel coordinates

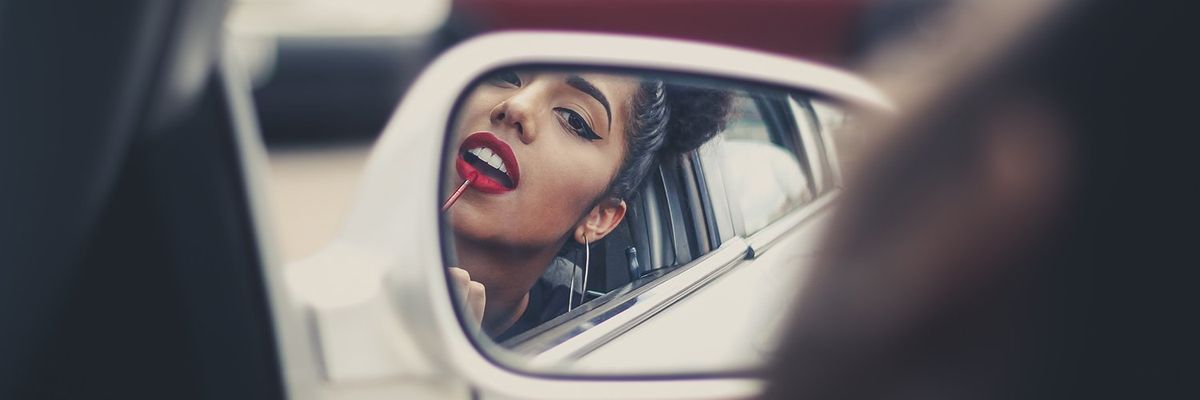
[448,70,638,251]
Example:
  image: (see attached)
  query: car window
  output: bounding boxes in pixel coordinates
[811,98,857,181]
[723,96,771,142]
[717,93,814,234]
[790,96,832,193]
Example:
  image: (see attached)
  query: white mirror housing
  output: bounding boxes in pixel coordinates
[273,31,890,400]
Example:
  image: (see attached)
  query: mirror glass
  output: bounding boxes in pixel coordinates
[439,66,862,375]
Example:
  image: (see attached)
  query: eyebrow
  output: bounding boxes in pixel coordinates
[566,75,611,128]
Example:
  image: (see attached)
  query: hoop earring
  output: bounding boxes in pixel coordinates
[581,233,591,309]
[568,233,591,312]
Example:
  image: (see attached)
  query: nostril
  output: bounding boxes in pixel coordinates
[515,122,523,136]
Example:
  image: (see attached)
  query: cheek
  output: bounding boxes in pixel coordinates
[529,152,605,207]
[520,138,621,218]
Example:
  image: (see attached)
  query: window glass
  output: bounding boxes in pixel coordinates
[722,97,770,142]
[717,94,813,234]
[811,99,858,180]
[788,96,829,193]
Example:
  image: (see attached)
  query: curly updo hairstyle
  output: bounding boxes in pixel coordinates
[606,80,734,200]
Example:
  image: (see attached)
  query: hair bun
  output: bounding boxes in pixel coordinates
[660,85,734,155]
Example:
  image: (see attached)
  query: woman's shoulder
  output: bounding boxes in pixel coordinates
[541,256,583,289]
[529,257,581,321]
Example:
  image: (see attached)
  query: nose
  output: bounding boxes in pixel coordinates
[489,90,537,144]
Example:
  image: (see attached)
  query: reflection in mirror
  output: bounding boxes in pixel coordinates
[439,67,859,375]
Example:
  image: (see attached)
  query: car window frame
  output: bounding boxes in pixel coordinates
[739,94,845,258]
[756,93,815,195]
[810,97,848,187]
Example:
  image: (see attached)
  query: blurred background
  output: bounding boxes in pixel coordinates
[233,0,949,261]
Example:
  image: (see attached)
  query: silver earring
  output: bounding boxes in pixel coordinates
[581,233,591,309]
[568,233,591,312]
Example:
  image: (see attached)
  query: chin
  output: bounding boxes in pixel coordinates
[450,208,491,241]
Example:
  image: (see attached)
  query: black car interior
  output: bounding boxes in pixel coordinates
[1,0,285,398]
[581,156,702,301]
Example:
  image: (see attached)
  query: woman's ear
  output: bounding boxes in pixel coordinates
[574,198,627,244]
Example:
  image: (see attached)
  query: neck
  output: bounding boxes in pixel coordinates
[453,235,566,336]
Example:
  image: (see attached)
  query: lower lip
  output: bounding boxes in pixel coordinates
[456,155,513,194]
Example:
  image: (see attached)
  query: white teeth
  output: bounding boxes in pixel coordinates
[466,146,511,178]
[487,154,503,170]
[468,147,492,159]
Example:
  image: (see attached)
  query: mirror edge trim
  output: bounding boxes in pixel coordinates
[305,31,890,399]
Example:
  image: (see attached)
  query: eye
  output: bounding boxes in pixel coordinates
[554,108,601,141]
[488,70,522,87]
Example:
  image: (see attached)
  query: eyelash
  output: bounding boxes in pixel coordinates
[489,71,601,141]
[554,108,601,141]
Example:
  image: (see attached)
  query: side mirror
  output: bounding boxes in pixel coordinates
[282,32,891,398]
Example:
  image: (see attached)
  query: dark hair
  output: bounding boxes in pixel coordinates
[605,80,734,200]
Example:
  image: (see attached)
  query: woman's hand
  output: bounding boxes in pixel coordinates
[448,267,486,330]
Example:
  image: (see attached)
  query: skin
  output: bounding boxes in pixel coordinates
[446,70,639,335]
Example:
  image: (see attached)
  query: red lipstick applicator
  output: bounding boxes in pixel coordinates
[442,171,478,212]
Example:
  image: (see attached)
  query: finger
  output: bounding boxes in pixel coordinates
[466,281,486,326]
[448,267,471,304]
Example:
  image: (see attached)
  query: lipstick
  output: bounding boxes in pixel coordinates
[442,171,478,212]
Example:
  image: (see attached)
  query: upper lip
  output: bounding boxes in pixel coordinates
[459,131,521,188]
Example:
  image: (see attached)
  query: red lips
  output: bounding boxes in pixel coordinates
[456,131,521,194]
